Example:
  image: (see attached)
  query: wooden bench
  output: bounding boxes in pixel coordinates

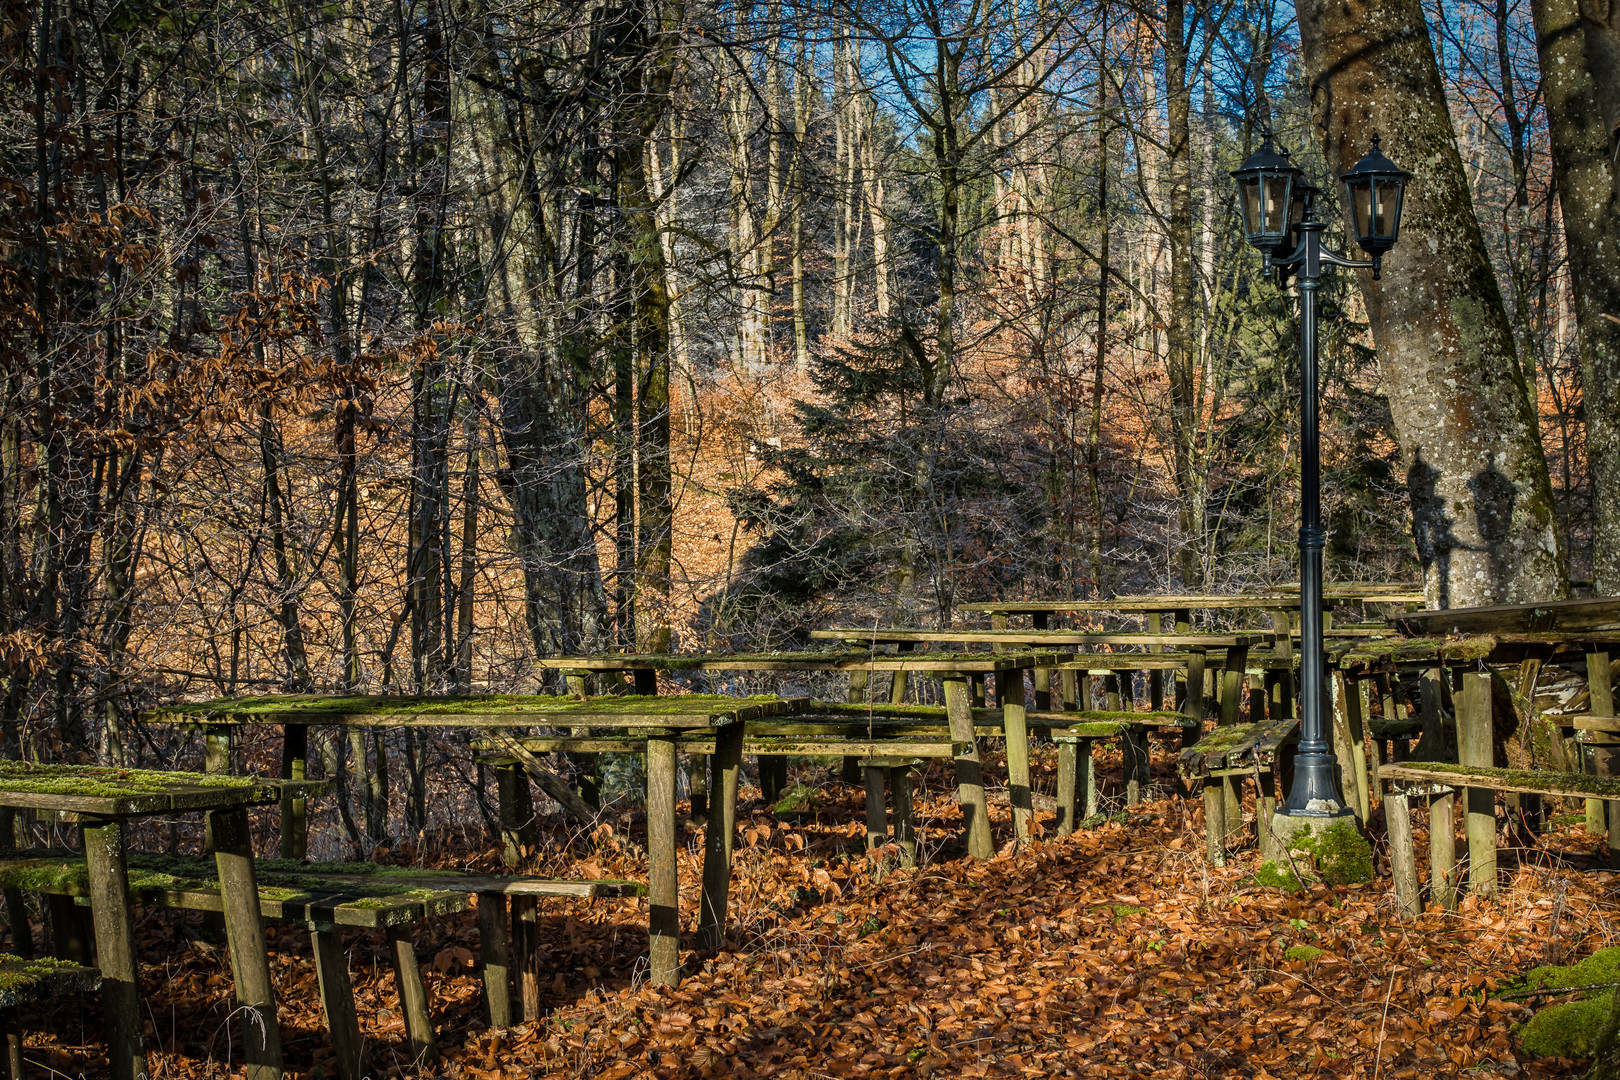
[1382,763,1620,919]
[0,855,640,1077]
[0,954,99,1080]
[1178,716,1300,866]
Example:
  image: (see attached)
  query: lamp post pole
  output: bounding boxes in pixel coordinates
[1284,218,1337,813]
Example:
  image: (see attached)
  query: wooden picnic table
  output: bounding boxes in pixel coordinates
[141,693,796,988]
[0,763,328,1080]
[535,654,1058,858]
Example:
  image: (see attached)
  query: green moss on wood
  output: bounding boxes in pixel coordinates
[0,761,248,799]
[1185,724,1258,755]
[0,955,99,1006]
[1336,636,1497,668]
[146,693,784,720]
[1394,762,1620,799]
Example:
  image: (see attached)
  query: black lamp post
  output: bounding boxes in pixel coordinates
[1231,130,1410,818]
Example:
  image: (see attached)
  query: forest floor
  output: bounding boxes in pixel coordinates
[11,744,1615,1080]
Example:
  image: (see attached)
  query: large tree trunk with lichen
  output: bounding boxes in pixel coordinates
[1534,0,1620,595]
[1296,0,1567,607]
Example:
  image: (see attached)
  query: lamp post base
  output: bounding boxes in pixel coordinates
[1258,808,1372,890]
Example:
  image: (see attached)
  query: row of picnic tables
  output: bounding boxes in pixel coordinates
[13,584,1620,1080]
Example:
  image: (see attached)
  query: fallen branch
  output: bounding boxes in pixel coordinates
[478,727,599,826]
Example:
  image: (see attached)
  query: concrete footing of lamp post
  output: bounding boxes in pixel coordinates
[1255,807,1374,890]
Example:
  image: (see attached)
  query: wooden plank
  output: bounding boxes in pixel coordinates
[812,629,1258,648]
[1055,741,1077,837]
[1394,596,1620,635]
[863,766,889,851]
[1381,763,1620,800]
[1571,716,1620,733]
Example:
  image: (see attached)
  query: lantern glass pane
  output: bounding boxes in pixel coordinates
[1264,174,1291,235]
[1375,179,1402,239]
[1239,177,1261,235]
[1349,179,1372,241]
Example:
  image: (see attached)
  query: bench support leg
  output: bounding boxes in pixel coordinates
[82,820,147,1080]
[1202,780,1226,867]
[892,768,917,867]
[1257,769,1278,862]
[210,807,284,1080]
[863,766,889,851]
[1,1006,19,1080]
[310,929,364,1080]
[477,894,513,1028]
[386,926,439,1067]
[1385,792,1421,919]
[280,725,308,861]
[46,896,91,966]
[1003,675,1032,840]
[1055,742,1077,837]
[496,764,536,869]
[1124,723,1149,810]
[1458,672,1497,895]
[944,678,993,859]
[647,735,681,985]
[512,896,540,1019]
[698,723,743,951]
[1430,790,1458,911]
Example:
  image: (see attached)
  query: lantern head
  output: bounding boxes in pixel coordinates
[1231,129,1305,255]
[1339,134,1409,264]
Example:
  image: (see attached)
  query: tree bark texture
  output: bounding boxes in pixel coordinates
[1297,0,1567,606]
[1534,0,1620,594]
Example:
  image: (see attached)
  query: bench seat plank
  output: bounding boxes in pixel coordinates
[1381,762,1620,800]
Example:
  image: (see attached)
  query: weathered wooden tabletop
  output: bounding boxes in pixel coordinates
[140,693,797,729]
[0,761,330,818]
[534,651,1061,675]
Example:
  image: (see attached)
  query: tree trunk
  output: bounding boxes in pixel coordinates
[1164,0,1203,590]
[1297,0,1568,606]
[1534,0,1620,593]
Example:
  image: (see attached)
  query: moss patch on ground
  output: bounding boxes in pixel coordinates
[1285,946,1324,962]
[1502,948,1620,1059]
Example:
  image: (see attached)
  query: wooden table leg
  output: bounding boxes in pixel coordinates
[1458,672,1497,895]
[698,722,743,950]
[943,677,993,858]
[386,926,439,1066]
[280,725,308,861]
[82,818,147,1080]
[1055,739,1077,836]
[1202,778,1226,867]
[210,807,284,1080]
[513,896,539,1019]
[1430,789,1458,910]
[496,763,537,869]
[863,765,889,851]
[2,1005,20,1080]
[477,894,513,1028]
[1124,724,1149,809]
[891,767,917,867]
[310,928,364,1080]
[647,734,681,984]
[1385,792,1421,920]
[1003,674,1032,840]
